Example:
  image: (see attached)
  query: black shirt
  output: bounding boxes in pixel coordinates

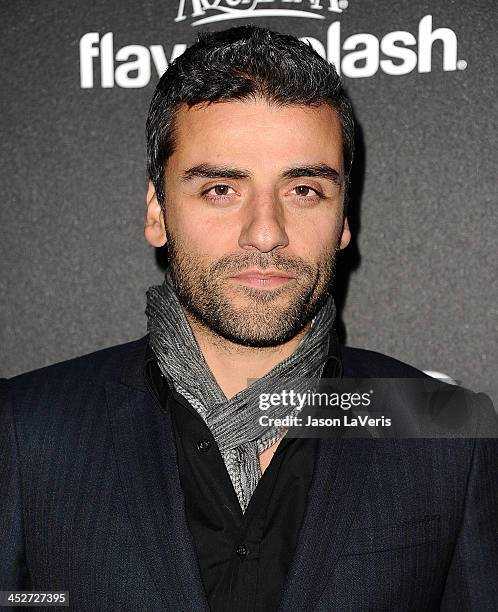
[144,341,341,612]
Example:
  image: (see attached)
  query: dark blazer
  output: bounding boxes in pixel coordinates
[1,335,497,611]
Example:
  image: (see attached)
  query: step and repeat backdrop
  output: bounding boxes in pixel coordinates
[1,1,496,396]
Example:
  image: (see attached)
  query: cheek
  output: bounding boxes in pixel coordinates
[171,205,239,258]
[287,213,342,259]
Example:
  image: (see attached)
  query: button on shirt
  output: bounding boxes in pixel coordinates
[144,343,341,612]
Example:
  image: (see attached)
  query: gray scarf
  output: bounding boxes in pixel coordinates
[145,271,336,512]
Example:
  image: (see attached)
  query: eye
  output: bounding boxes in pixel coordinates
[201,184,236,202]
[291,185,324,200]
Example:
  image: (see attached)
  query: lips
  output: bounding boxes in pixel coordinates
[229,268,296,289]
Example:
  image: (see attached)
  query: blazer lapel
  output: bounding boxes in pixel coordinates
[277,436,376,612]
[105,337,210,612]
[276,329,376,610]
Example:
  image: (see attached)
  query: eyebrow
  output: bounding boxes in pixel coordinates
[181,164,250,182]
[180,163,342,185]
[280,164,342,185]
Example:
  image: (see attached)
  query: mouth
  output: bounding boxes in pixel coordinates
[229,268,296,290]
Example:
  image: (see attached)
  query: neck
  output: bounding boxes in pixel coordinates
[185,310,311,399]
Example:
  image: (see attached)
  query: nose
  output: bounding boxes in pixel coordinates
[238,192,289,253]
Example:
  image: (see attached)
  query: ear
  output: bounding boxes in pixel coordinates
[338,216,351,250]
[144,180,167,247]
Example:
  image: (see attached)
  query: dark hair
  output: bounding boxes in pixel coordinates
[146,25,354,209]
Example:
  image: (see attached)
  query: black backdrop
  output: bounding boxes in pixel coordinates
[1,0,496,399]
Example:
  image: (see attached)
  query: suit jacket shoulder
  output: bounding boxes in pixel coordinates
[2,336,148,410]
[339,344,431,379]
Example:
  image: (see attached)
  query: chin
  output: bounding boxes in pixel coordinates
[210,308,310,348]
[216,326,305,349]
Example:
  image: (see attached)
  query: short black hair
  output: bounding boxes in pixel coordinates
[146,25,354,209]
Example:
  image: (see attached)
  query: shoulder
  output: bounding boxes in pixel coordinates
[0,336,150,479]
[1,335,149,419]
[338,344,497,438]
[4,336,148,388]
[338,344,431,379]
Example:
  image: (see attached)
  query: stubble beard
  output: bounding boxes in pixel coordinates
[165,231,337,348]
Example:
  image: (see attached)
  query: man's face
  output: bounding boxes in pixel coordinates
[148,98,350,347]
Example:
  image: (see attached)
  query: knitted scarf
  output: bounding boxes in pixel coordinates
[145,270,336,512]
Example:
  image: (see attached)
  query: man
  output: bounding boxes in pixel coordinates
[1,26,497,612]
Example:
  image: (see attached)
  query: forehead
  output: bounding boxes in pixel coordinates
[167,99,344,175]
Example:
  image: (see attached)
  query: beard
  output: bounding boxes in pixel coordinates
[165,230,338,348]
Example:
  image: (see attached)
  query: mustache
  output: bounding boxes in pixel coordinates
[208,253,316,277]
